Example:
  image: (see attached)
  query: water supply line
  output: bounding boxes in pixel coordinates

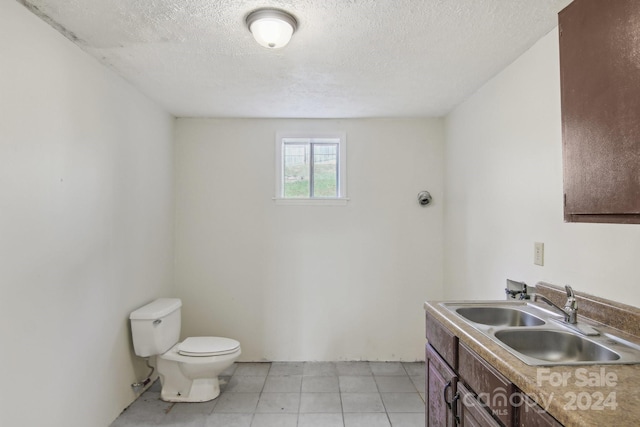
[131,358,155,392]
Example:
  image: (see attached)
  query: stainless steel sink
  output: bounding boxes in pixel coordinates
[439,301,640,366]
[494,329,620,364]
[455,306,545,327]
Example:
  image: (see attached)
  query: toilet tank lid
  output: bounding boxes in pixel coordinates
[130,298,182,320]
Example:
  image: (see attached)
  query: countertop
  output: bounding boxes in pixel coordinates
[424,300,640,427]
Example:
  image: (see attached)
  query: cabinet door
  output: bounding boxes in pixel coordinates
[426,344,457,427]
[560,0,640,223]
[457,382,502,427]
[458,343,515,426]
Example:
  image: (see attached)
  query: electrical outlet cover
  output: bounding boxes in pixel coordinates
[534,242,544,266]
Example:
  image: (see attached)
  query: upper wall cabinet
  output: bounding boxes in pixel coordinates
[559,0,640,224]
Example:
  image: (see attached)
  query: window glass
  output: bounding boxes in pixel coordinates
[276,132,347,205]
[283,143,310,198]
[312,143,338,197]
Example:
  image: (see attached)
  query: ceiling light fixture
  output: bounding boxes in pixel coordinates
[246,8,298,49]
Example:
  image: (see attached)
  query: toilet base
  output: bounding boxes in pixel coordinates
[159,375,221,402]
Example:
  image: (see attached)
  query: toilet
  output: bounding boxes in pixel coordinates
[130,298,241,402]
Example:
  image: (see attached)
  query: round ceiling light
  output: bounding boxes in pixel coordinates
[246,8,298,49]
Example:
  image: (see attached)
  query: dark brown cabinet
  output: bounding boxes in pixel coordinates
[426,314,509,427]
[559,0,640,224]
[425,313,564,427]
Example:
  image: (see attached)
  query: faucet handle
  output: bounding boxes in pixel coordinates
[565,285,575,298]
[564,285,578,313]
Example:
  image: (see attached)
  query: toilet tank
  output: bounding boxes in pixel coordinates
[129,298,182,357]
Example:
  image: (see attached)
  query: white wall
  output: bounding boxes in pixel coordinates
[444,28,640,305]
[0,2,175,426]
[175,118,444,361]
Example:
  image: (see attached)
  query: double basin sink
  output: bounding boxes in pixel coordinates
[440,301,640,366]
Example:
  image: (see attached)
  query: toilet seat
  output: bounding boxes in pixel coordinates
[178,337,240,357]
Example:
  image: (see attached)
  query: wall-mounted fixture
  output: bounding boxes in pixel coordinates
[417,191,433,206]
[246,8,298,49]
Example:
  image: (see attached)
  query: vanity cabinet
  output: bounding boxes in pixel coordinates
[425,313,564,427]
[559,0,640,224]
[426,313,508,426]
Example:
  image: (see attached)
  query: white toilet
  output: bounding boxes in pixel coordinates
[130,298,241,402]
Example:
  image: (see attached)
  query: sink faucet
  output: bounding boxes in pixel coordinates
[563,286,578,324]
[533,285,577,323]
[533,285,599,336]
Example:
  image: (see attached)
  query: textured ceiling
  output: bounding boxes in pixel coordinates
[19,0,572,118]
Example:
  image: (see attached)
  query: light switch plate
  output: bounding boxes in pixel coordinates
[534,242,544,266]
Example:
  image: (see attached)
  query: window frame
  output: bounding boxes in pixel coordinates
[274,131,348,206]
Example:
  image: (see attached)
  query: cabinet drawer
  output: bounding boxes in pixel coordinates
[458,342,515,426]
[426,312,458,370]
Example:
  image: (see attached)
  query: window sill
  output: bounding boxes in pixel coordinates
[273,197,350,206]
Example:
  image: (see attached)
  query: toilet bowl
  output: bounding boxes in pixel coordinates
[157,337,240,402]
[130,298,241,402]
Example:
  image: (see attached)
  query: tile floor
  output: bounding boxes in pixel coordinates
[110,361,425,427]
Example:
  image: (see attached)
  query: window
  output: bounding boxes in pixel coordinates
[275,132,347,205]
